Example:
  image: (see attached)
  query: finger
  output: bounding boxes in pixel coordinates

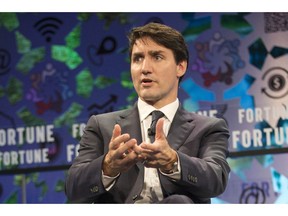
[109,124,121,149]
[110,134,130,151]
[110,125,130,150]
[118,138,137,155]
[132,144,142,155]
[120,151,141,169]
[140,142,158,152]
[111,124,121,141]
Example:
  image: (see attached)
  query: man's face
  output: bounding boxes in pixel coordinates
[130,37,186,108]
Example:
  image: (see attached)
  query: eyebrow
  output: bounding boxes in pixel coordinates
[132,50,165,57]
[148,50,164,56]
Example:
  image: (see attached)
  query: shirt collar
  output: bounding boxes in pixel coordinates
[137,98,179,122]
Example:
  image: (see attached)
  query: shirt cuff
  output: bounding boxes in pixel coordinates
[159,153,181,181]
[102,170,120,191]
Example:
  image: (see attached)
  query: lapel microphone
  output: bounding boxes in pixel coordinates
[147,128,155,136]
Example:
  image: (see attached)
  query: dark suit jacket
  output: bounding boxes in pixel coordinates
[65,103,230,203]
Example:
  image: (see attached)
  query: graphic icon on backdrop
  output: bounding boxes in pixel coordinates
[0,49,11,75]
[34,17,63,43]
[87,36,117,66]
[262,67,288,99]
[26,63,72,114]
[87,94,118,116]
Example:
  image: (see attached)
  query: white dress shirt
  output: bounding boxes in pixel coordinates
[102,98,181,203]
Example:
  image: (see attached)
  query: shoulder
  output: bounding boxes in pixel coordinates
[84,106,136,133]
[89,105,136,121]
[179,107,228,128]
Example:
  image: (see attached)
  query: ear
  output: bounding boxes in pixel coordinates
[176,60,187,78]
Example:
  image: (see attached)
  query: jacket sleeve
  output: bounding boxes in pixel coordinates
[65,115,112,203]
[161,117,230,200]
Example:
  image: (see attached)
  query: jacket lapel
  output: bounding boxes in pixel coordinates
[116,103,143,145]
[167,107,195,150]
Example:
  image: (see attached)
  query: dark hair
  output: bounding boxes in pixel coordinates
[127,22,189,82]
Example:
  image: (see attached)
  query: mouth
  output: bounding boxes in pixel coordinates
[141,78,153,84]
[141,78,154,87]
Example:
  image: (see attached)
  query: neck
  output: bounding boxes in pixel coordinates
[142,97,178,109]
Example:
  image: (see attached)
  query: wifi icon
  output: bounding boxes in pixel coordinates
[34,17,63,43]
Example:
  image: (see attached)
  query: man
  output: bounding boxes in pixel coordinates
[65,22,230,203]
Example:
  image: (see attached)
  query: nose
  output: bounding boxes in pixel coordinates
[141,58,152,74]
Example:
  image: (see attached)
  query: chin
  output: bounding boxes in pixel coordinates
[141,95,159,104]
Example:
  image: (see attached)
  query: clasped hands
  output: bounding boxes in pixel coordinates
[103,118,177,177]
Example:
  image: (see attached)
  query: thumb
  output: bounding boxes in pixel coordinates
[155,118,165,140]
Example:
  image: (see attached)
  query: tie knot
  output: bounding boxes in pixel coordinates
[151,110,164,122]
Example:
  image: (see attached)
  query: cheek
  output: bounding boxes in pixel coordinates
[131,64,142,78]
[130,72,137,83]
[131,65,139,78]
[130,72,140,89]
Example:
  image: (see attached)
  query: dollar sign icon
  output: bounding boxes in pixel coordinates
[273,77,280,89]
[262,67,288,99]
[269,74,285,91]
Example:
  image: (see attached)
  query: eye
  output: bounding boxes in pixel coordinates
[151,52,164,61]
[132,55,143,63]
[154,54,163,61]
